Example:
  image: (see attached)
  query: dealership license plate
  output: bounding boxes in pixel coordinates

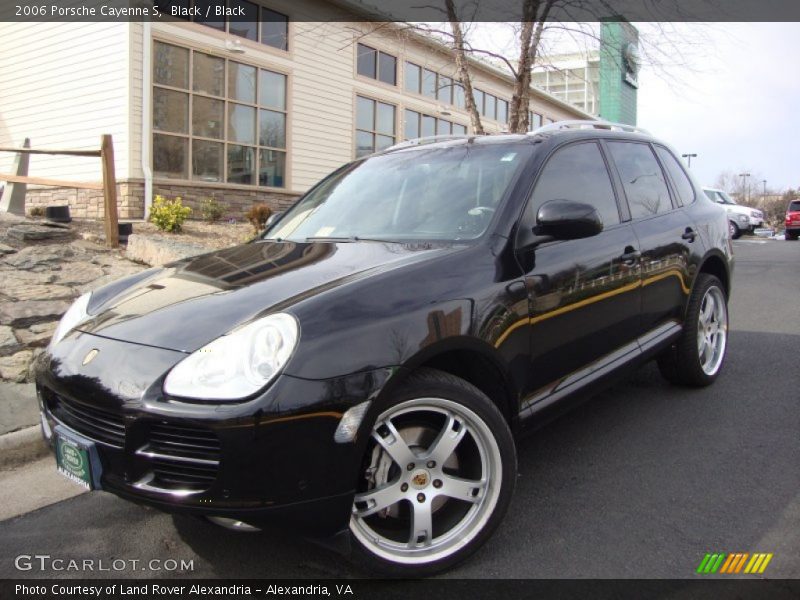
[55,429,98,490]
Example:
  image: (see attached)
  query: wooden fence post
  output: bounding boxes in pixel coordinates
[100,134,119,248]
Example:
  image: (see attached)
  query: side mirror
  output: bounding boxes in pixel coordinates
[535,199,603,240]
[265,211,284,229]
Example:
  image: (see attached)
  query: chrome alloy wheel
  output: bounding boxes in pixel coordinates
[350,397,503,565]
[697,285,728,376]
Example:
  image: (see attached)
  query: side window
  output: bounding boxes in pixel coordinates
[655,146,696,205]
[607,142,672,219]
[531,142,620,228]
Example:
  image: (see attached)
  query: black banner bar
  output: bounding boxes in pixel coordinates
[1,0,800,22]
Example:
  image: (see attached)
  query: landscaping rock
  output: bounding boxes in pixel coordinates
[0,243,17,255]
[0,326,21,356]
[6,224,73,242]
[0,299,71,329]
[4,280,76,302]
[4,246,66,270]
[54,263,105,285]
[15,322,58,348]
[126,234,207,266]
[0,350,34,383]
[0,382,39,435]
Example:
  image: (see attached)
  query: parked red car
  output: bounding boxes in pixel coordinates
[786,199,800,240]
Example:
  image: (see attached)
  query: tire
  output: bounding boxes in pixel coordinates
[786,232,797,241]
[657,274,728,387]
[349,368,516,576]
[728,221,741,239]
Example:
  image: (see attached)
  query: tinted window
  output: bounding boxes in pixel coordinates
[378,53,397,85]
[532,142,620,228]
[357,44,376,78]
[608,142,672,219]
[655,146,695,205]
[789,201,800,212]
[405,62,421,93]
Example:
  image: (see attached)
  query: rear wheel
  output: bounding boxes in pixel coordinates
[349,368,515,576]
[658,274,728,387]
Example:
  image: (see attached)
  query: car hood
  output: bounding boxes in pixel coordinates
[78,240,460,352]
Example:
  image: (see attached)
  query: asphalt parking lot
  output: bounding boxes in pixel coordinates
[1,238,798,579]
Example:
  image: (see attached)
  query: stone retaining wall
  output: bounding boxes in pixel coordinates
[23,181,300,220]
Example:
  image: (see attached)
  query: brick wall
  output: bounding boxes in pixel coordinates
[23,181,300,220]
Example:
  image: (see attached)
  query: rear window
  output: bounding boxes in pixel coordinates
[789,201,800,212]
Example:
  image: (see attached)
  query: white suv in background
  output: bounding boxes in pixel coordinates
[703,187,764,239]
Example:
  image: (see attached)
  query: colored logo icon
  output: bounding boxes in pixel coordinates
[697,552,773,574]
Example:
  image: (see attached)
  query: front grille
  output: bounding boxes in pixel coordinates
[138,422,220,492]
[48,393,126,448]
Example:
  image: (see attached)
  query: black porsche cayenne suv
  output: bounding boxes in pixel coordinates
[36,121,732,575]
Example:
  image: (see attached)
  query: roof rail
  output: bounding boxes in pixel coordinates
[528,119,651,136]
[385,134,472,152]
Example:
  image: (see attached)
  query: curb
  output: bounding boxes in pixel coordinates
[0,425,49,470]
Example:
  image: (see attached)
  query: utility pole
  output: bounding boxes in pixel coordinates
[762,179,767,201]
[739,172,751,203]
[681,153,697,168]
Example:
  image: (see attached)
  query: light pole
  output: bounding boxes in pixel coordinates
[762,179,767,201]
[681,153,697,167]
[739,172,751,203]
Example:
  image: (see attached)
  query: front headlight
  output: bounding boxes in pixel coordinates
[50,292,92,348]
[163,313,299,401]
[751,210,761,218]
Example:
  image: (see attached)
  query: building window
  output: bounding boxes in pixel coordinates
[260,8,288,50]
[357,44,396,86]
[356,96,396,157]
[191,1,289,51]
[528,112,543,131]
[438,75,453,104]
[421,68,437,98]
[497,99,508,124]
[153,41,287,188]
[454,83,465,109]
[405,62,421,94]
[404,110,467,140]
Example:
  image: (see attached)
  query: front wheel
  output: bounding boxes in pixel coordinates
[729,221,741,239]
[349,368,516,576]
[657,274,728,386]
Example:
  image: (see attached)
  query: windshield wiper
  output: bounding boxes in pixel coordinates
[304,236,395,243]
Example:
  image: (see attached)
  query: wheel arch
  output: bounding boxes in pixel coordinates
[696,251,731,299]
[387,339,520,429]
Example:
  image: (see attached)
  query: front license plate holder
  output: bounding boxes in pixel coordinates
[54,424,103,490]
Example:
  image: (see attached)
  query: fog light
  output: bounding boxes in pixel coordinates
[334,400,371,443]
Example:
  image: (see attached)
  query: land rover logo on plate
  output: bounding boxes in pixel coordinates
[61,443,83,472]
[82,349,99,365]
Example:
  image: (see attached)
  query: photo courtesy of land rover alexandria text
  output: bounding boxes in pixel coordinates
[36,122,733,576]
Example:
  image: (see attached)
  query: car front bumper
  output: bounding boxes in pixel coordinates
[34,331,393,535]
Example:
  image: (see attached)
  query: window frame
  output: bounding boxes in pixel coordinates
[402,108,468,141]
[187,1,290,52]
[652,144,697,206]
[354,93,397,158]
[356,43,397,87]
[603,140,679,222]
[518,139,626,238]
[151,38,290,191]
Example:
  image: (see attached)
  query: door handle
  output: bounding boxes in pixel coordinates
[619,247,641,265]
[682,228,697,242]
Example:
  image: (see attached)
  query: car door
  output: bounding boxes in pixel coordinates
[514,140,643,405]
[604,141,697,334]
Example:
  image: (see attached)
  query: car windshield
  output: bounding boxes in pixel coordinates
[717,191,737,205]
[789,201,800,212]
[264,143,532,242]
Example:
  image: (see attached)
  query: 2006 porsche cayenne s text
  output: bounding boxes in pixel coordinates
[36,123,733,576]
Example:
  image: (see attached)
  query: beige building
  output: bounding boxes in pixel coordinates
[0,0,590,220]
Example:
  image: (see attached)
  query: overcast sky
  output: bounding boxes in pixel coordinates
[637,22,800,192]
